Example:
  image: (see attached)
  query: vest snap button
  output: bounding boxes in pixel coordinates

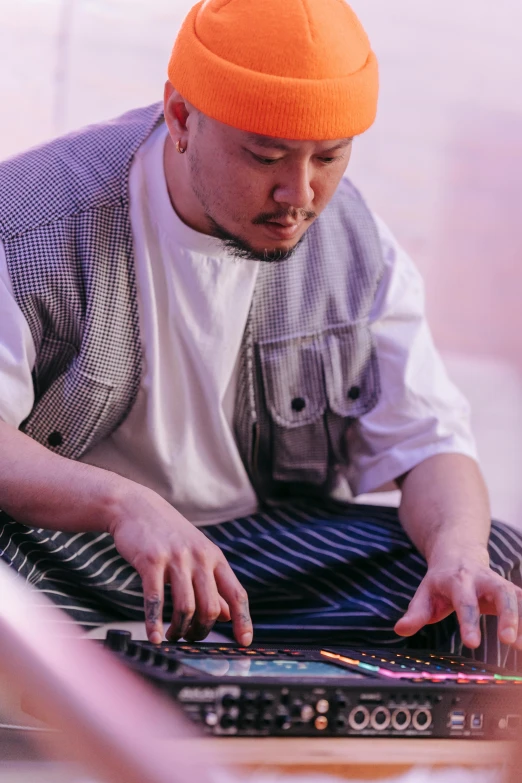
[347,386,361,401]
[291,397,306,413]
[48,431,63,448]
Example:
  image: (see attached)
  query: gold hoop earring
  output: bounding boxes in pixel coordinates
[175,140,187,154]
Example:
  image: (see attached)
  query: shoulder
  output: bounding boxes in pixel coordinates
[0,103,163,239]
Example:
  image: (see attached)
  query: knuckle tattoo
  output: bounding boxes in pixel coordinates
[145,595,161,624]
[462,604,479,626]
[504,590,518,614]
[239,597,252,625]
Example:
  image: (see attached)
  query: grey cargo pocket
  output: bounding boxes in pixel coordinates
[322,325,381,462]
[258,325,380,483]
[258,335,328,484]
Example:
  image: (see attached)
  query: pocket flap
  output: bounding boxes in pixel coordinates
[23,368,114,457]
[323,326,380,417]
[258,337,326,428]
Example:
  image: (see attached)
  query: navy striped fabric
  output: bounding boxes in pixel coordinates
[1,503,521,668]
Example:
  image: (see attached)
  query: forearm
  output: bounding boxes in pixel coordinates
[398,453,491,565]
[0,419,124,533]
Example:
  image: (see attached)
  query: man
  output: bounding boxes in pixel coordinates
[0,0,521,664]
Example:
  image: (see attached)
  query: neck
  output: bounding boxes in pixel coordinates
[163,134,213,237]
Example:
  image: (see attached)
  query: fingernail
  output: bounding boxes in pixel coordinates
[503,628,517,645]
[150,631,162,645]
[466,632,480,648]
[240,632,253,646]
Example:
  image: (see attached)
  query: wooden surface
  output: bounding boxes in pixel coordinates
[193,738,513,779]
[0,738,513,782]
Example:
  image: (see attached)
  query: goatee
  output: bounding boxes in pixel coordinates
[206,216,307,263]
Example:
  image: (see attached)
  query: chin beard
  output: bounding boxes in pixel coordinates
[206,215,305,263]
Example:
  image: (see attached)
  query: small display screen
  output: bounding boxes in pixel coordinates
[180,657,364,678]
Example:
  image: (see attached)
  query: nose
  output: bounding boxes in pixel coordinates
[272,164,314,211]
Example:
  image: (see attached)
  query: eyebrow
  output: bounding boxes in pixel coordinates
[244,135,353,152]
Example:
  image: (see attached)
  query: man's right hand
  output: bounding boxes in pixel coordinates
[107,483,253,646]
[0,421,252,646]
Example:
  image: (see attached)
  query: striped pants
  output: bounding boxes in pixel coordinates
[1,503,522,668]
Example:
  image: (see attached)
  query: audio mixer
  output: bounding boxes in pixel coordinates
[104,630,522,739]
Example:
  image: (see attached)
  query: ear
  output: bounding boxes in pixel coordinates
[164,82,191,144]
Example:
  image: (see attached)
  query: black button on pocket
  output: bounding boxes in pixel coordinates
[47,431,63,447]
[291,397,307,412]
[347,386,361,401]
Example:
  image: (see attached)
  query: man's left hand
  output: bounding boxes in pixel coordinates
[394,546,522,650]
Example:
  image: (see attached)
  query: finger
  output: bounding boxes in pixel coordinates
[492,584,519,646]
[451,587,481,649]
[141,569,166,645]
[215,562,253,646]
[394,586,433,637]
[166,567,196,642]
[184,571,222,642]
[515,595,522,650]
[218,595,231,623]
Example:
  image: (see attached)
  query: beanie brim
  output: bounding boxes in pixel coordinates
[168,2,378,141]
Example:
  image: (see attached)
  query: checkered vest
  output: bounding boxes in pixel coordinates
[0,103,384,503]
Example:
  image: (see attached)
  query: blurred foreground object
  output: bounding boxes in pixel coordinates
[0,561,218,783]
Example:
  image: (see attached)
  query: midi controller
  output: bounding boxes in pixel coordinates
[104,630,522,739]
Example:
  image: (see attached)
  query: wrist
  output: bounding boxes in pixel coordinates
[98,472,136,536]
[426,537,490,569]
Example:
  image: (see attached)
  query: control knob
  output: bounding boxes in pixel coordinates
[139,646,155,664]
[105,630,131,653]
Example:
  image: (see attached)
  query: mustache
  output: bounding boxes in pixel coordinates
[252,209,317,225]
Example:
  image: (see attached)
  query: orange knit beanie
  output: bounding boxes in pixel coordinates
[168,0,378,140]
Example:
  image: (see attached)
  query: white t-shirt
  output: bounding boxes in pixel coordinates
[0,122,477,525]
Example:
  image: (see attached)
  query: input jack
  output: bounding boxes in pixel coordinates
[412,708,432,731]
[370,706,391,731]
[391,708,411,731]
[348,705,370,731]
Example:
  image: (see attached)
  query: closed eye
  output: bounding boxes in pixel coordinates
[251,153,281,166]
[318,156,346,165]
[249,152,347,166]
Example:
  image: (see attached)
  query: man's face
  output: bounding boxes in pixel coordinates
[184,112,353,262]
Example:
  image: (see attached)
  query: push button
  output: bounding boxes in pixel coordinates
[291,397,306,412]
[47,431,63,447]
